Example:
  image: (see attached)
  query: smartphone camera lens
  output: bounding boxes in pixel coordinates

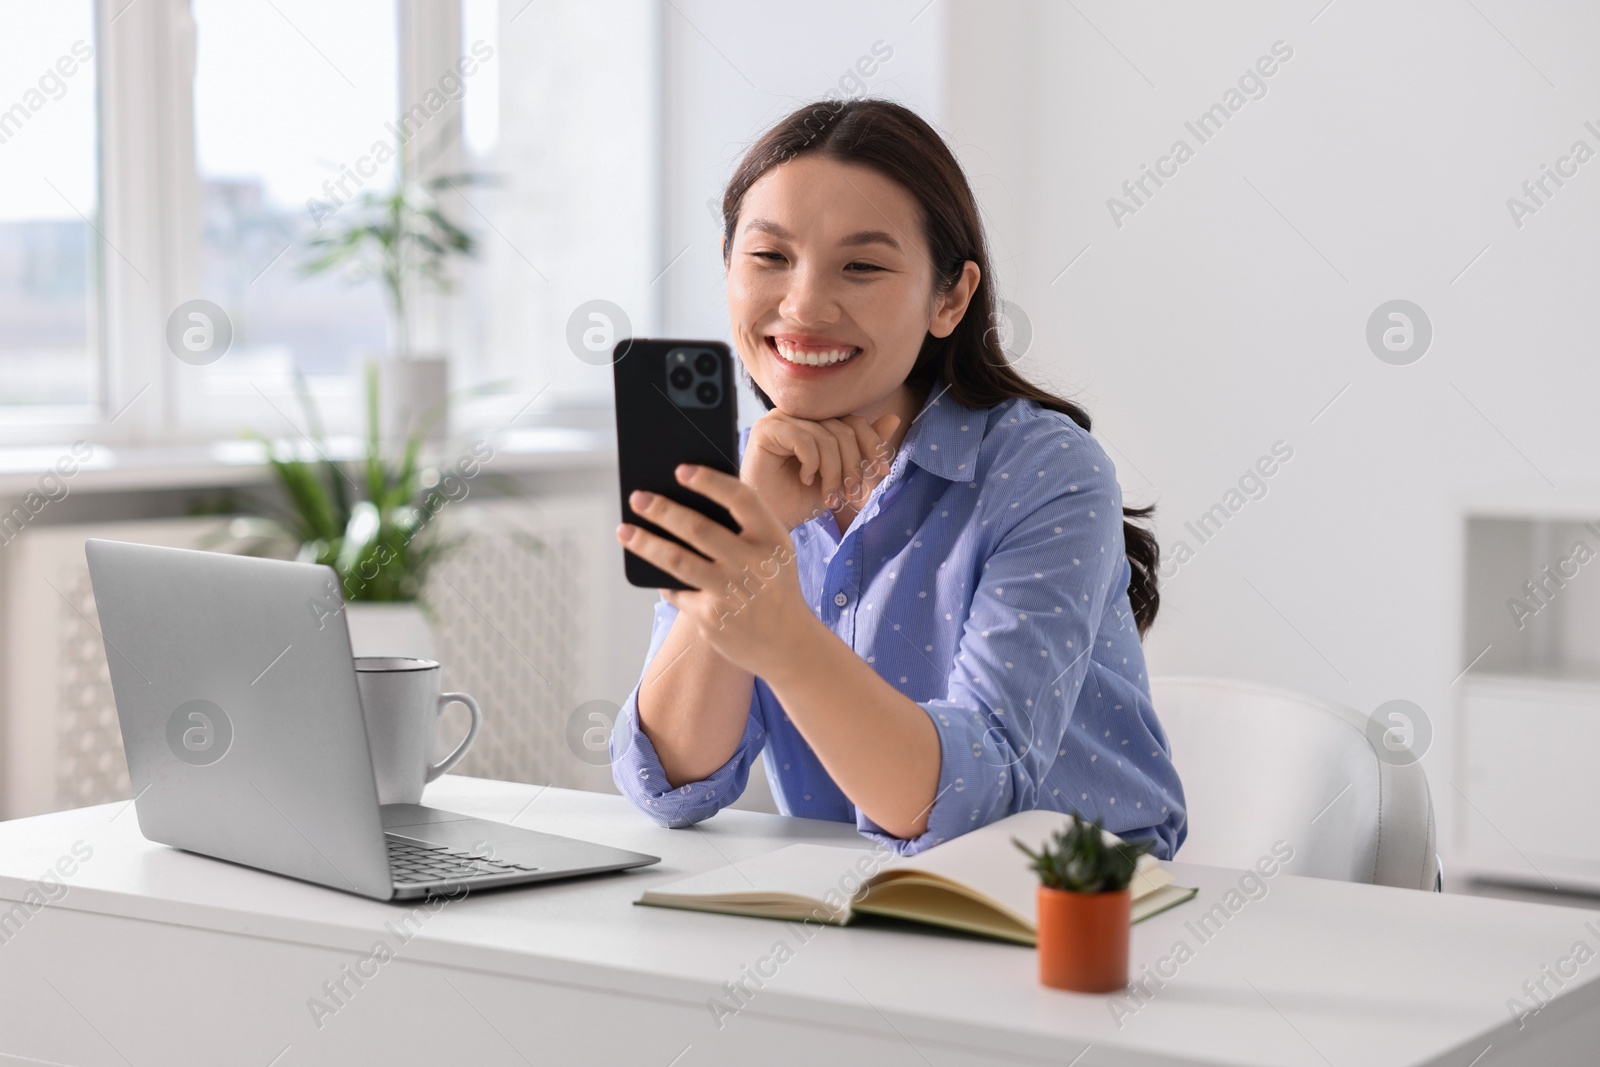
[664,346,724,409]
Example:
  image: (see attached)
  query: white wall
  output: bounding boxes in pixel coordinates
[940,0,1600,867]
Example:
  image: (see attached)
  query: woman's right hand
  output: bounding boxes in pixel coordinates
[740,411,902,531]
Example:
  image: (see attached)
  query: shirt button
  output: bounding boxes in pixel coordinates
[833,592,848,607]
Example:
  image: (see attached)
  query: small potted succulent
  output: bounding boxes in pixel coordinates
[1015,811,1155,993]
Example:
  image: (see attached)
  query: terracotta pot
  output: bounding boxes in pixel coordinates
[1036,885,1131,992]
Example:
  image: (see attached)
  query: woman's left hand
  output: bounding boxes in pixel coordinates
[616,463,816,678]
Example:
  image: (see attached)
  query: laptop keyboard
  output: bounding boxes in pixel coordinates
[385,835,539,885]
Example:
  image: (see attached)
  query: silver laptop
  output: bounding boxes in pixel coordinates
[84,539,657,901]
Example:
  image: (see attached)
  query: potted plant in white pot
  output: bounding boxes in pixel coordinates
[300,172,487,449]
[1015,811,1155,993]
[215,366,481,658]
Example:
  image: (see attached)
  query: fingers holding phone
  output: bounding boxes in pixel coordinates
[622,464,811,678]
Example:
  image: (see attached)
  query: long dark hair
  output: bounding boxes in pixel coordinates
[717,98,1160,636]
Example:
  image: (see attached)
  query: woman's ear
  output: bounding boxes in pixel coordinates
[928,260,981,339]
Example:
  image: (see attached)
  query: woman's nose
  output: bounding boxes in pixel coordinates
[777,267,840,326]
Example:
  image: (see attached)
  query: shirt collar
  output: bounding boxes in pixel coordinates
[899,379,985,482]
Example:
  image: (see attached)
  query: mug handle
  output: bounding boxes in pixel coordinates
[426,692,483,783]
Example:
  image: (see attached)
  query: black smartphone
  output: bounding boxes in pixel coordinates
[612,338,742,590]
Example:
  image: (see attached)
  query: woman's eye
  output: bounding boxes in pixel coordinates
[744,252,881,272]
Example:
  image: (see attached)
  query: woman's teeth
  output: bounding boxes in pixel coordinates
[771,338,861,367]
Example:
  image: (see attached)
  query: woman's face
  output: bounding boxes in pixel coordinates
[725,155,971,421]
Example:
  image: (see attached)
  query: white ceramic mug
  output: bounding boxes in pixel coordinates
[354,657,482,806]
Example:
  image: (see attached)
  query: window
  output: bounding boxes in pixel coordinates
[0,0,664,445]
[451,0,501,392]
[186,0,398,420]
[0,4,100,418]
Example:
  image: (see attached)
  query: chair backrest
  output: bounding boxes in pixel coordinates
[1151,676,1437,890]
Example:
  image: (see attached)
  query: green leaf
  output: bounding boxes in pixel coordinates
[289,368,350,528]
[1018,811,1156,893]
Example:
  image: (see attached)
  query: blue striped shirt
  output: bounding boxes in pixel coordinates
[610,378,1187,859]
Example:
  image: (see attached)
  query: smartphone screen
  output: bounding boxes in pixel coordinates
[612,338,742,590]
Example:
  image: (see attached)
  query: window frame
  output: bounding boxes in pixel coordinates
[2,0,663,449]
[0,0,468,448]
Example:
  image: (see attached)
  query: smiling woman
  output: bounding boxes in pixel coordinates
[610,98,1186,860]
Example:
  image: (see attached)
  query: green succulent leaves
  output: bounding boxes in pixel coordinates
[1014,809,1156,894]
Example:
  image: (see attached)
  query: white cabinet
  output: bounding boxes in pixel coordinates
[1458,505,1600,890]
[1458,672,1600,887]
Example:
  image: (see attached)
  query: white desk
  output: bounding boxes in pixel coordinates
[1,776,1596,1066]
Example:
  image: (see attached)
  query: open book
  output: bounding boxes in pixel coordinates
[637,810,1198,945]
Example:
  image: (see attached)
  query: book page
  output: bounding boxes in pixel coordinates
[866,809,1167,931]
[854,877,1037,944]
[636,812,1180,938]
[1132,884,1199,925]
[638,842,902,921]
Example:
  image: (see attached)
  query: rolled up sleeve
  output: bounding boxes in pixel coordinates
[610,595,767,827]
[857,441,1127,855]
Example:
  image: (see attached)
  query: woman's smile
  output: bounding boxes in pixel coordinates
[765,333,863,378]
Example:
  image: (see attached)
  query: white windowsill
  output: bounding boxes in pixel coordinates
[0,420,616,498]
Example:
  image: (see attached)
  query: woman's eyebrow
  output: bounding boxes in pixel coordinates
[839,229,902,251]
[744,218,902,252]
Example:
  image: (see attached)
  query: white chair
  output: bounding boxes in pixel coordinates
[1151,676,1440,892]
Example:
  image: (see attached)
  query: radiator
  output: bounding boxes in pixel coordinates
[0,494,636,820]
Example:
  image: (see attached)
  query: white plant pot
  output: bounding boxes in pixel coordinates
[376,355,449,449]
[343,601,438,660]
